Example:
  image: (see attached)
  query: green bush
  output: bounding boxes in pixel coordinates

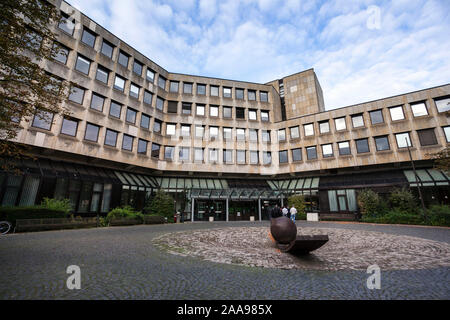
[288,194,306,219]
[427,205,450,227]
[357,189,382,217]
[106,206,143,223]
[0,206,67,227]
[388,188,419,214]
[145,189,174,219]
[361,209,424,225]
[41,197,72,214]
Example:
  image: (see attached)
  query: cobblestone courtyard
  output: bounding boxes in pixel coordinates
[0,221,449,299]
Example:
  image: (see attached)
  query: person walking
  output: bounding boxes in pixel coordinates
[290,205,297,223]
[271,204,282,219]
[282,206,289,217]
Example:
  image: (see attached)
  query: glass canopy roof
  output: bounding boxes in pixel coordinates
[404,169,450,187]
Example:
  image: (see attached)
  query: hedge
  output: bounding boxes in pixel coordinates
[0,206,67,227]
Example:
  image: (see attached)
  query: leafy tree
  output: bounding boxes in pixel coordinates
[357,189,382,217]
[0,0,69,170]
[145,189,174,219]
[430,146,450,175]
[388,188,419,214]
[287,194,306,219]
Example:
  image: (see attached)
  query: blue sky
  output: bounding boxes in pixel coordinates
[67,0,450,110]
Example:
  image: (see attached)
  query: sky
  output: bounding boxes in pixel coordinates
[66,0,450,110]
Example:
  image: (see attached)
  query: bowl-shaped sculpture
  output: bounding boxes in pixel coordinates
[270,216,297,244]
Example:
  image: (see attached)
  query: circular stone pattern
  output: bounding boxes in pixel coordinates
[153,227,450,271]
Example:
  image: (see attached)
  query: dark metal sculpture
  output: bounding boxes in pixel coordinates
[269,217,328,255]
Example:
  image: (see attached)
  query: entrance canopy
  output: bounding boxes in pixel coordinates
[404,169,450,187]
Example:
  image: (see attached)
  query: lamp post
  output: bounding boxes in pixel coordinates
[406,138,427,220]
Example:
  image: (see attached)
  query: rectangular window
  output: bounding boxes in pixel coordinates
[122,135,134,151]
[183,82,193,94]
[352,114,364,128]
[109,101,122,118]
[182,102,192,115]
[279,150,288,163]
[249,109,257,120]
[306,146,317,160]
[84,123,100,142]
[389,106,405,121]
[334,117,347,131]
[60,118,78,136]
[168,101,178,113]
[96,65,109,84]
[146,69,155,82]
[138,139,148,154]
[101,40,114,58]
[195,125,204,139]
[237,150,246,164]
[278,129,286,142]
[223,150,233,163]
[75,55,91,75]
[130,83,140,99]
[165,146,174,160]
[262,130,271,142]
[209,149,218,162]
[236,128,245,141]
[196,104,205,116]
[195,148,204,162]
[322,144,334,158]
[133,60,143,76]
[143,90,153,105]
[181,125,190,137]
[58,14,74,35]
[261,111,269,122]
[292,148,302,162]
[375,136,390,151]
[156,97,164,111]
[319,121,329,134]
[223,106,232,118]
[114,75,126,92]
[210,105,219,117]
[443,126,450,143]
[263,152,272,165]
[369,110,384,125]
[179,147,190,161]
[151,143,161,158]
[90,93,105,112]
[236,88,244,100]
[68,86,85,104]
[209,126,219,140]
[223,127,232,140]
[118,51,129,68]
[153,119,162,133]
[417,128,438,146]
[104,129,118,147]
[356,138,370,153]
[81,28,96,47]
[126,108,137,124]
[248,90,256,101]
[236,107,245,119]
[410,102,428,117]
[210,86,219,96]
[166,123,176,136]
[197,84,206,95]
[223,87,232,98]
[260,91,268,102]
[290,126,300,139]
[249,129,258,142]
[250,151,259,164]
[32,110,53,130]
[304,123,314,136]
[396,132,412,148]
[169,81,179,93]
[338,141,351,155]
[434,96,450,113]
[52,42,69,64]
[140,114,150,129]
[158,76,166,90]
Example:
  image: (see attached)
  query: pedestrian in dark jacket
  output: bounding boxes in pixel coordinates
[271,205,282,219]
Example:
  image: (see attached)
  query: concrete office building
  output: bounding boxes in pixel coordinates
[2,0,450,220]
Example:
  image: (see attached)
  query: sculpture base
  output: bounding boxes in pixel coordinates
[274,235,329,255]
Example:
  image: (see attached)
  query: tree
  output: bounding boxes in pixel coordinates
[430,146,450,175]
[145,189,174,219]
[287,194,306,219]
[0,0,69,170]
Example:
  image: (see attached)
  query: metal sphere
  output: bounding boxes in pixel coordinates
[270,216,297,244]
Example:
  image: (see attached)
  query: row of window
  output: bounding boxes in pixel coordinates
[57,16,270,101]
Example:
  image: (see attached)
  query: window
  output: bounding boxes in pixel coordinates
[165,146,174,160]
[322,144,334,158]
[153,119,162,133]
[151,143,160,158]
[249,109,257,120]
[396,132,412,148]
[417,128,438,146]
[236,107,245,119]
[179,147,190,161]
[166,123,176,136]
[356,138,370,153]
[369,110,384,124]
[434,96,450,113]
[304,123,314,136]
[292,148,302,162]
[58,13,75,35]
[338,141,351,155]
[183,82,193,94]
[443,126,450,143]
[133,60,143,76]
[95,65,109,84]
[90,93,105,112]
[169,81,179,93]
[210,85,219,96]
[250,151,259,164]
[223,150,233,163]
[140,114,150,129]
[60,118,78,136]
[209,126,219,140]
[113,75,126,92]
[260,91,268,102]
[118,51,129,68]
[223,87,232,98]
[279,150,288,163]
[197,84,206,95]
[109,101,122,118]
[411,102,428,117]
[195,125,204,139]
[210,105,218,117]
[158,76,167,90]
[262,130,271,142]
[168,101,178,113]
[306,146,317,160]
[278,129,286,142]
[101,40,114,58]
[237,150,246,164]
[32,110,53,130]
[261,111,269,122]
[182,102,192,115]
[122,135,134,151]
[104,129,118,147]
[248,90,256,101]
[195,148,204,162]
[126,108,137,124]
[75,55,91,75]
[84,123,100,142]
[138,139,148,154]
[209,149,218,162]
[156,97,164,111]
[196,104,205,116]
[249,129,258,142]
[236,128,245,141]
[290,126,300,139]
[52,43,69,64]
[146,69,155,83]
[236,88,244,100]
[143,90,153,105]
[223,127,232,140]
[130,83,140,98]
[181,125,190,137]
[352,114,364,128]
[319,121,329,134]
[389,106,405,121]
[335,117,347,131]
[223,106,232,118]
[81,28,96,47]
[68,86,85,104]
[374,136,390,151]
[263,152,272,165]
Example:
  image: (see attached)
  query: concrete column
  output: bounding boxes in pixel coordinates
[226,198,229,222]
[258,198,262,221]
[191,198,195,222]
[281,195,284,207]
